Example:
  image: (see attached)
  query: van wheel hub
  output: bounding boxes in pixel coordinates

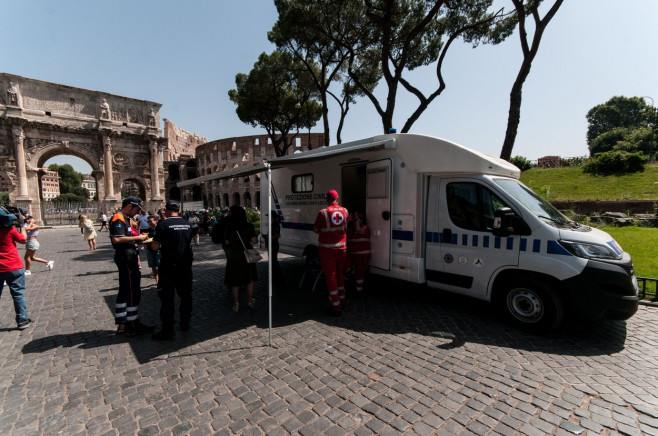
[507,289,543,323]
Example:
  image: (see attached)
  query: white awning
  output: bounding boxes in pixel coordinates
[175,137,396,188]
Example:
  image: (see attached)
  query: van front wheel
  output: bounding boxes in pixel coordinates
[501,279,563,332]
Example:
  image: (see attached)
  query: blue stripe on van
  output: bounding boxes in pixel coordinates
[547,240,571,255]
[392,230,413,241]
[281,222,315,231]
[424,231,571,256]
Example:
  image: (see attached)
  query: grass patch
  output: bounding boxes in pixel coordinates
[595,225,658,278]
[520,163,658,201]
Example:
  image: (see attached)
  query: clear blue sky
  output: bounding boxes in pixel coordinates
[3,0,657,173]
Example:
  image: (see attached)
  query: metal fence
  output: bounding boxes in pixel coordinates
[40,201,99,226]
[638,277,658,301]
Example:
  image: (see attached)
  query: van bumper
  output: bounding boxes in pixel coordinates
[562,255,639,321]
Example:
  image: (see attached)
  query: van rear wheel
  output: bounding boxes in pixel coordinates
[501,279,563,332]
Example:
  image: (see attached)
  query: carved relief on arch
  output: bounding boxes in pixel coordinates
[113,152,130,166]
[132,153,149,168]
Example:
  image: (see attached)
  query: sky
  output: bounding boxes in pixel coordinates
[3,0,657,174]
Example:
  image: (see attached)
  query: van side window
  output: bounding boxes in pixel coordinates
[292,174,314,193]
[447,182,508,231]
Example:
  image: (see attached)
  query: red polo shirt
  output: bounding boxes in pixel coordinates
[0,227,26,272]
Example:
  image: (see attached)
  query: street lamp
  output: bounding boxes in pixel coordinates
[643,96,656,161]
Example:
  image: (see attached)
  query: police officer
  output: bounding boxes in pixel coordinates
[150,200,193,340]
[110,196,153,336]
[313,190,349,316]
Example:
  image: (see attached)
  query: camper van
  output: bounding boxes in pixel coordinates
[261,133,639,331]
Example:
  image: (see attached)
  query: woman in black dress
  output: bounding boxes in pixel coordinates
[224,205,258,312]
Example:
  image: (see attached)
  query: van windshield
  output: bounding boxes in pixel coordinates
[494,178,571,227]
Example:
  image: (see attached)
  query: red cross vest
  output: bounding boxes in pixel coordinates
[316,204,348,249]
[348,225,371,256]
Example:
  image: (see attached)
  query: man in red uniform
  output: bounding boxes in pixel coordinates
[314,190,349,316]
[346,211,371,295]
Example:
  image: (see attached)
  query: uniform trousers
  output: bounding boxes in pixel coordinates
[318,247,347,312]
[157,262,193,332]
[114,249,141,327]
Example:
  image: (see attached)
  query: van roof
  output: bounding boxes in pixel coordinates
[176,133,519,187]
[270,133,520,178]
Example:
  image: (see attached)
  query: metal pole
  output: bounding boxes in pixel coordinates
[265,161,273,347]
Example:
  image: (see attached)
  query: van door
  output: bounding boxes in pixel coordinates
[426,177,520,297]
[366,160,392,270]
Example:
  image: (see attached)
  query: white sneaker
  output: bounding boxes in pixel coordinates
[46,261,54,270]
[24,270,31,276]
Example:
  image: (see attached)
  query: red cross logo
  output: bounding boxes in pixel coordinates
[331,211,344,226]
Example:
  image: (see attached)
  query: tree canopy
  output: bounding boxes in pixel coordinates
[264,0,517,142]
[228,51,323,157]
[586,96,656,157]
[47,163,90,200]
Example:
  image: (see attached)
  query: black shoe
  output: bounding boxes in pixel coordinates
[152,329,175,340]
[17,319,33,330]
[126,321,155,337]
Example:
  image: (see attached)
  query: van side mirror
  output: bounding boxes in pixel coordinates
[492,207,515,237]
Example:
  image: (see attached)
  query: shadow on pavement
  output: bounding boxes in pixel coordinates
[21,243,629,363]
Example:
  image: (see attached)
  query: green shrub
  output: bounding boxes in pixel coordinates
[583,150,648,175]
[509,155,533,171]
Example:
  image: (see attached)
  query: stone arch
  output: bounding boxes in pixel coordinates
[33,142,101,174]
[244,192,252,208]
[223,193,229,207]
[120,176,147,201]
[232,192,240,206]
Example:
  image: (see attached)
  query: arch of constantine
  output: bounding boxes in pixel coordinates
[0,72,165,222]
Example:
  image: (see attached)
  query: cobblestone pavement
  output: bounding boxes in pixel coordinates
[1,227,658,435]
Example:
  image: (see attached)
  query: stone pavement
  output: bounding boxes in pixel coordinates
[1,227,658,435]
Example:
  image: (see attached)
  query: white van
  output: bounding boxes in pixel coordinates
[261,133,640,331]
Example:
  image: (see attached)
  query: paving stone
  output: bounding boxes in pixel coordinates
[1,229,658,435]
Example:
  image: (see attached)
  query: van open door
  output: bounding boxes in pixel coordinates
[366,160,392,270]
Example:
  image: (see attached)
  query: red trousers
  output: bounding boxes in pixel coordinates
[318,247,346,312]
[345,254,370,293]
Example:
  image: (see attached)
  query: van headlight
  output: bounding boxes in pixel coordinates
[559,240,622,260]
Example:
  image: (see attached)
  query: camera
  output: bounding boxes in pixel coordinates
[0,205,27,228]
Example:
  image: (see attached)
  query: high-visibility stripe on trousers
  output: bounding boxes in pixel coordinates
[318,247,346,312]
[114,251,142,327]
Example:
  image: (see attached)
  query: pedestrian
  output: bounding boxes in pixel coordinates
[313,190,348,316]
[224,205,258,312]
[0,207,32,329]
[23,215,54,275]
[145,214,160,286]
[110,196,153,336]
[345,211,371,295]
[211,208,231,256]
[78,214,97,250]
[150,200,193,340]
[138,210,150,235]
[99,211,108,231]
[188,211,200,247]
